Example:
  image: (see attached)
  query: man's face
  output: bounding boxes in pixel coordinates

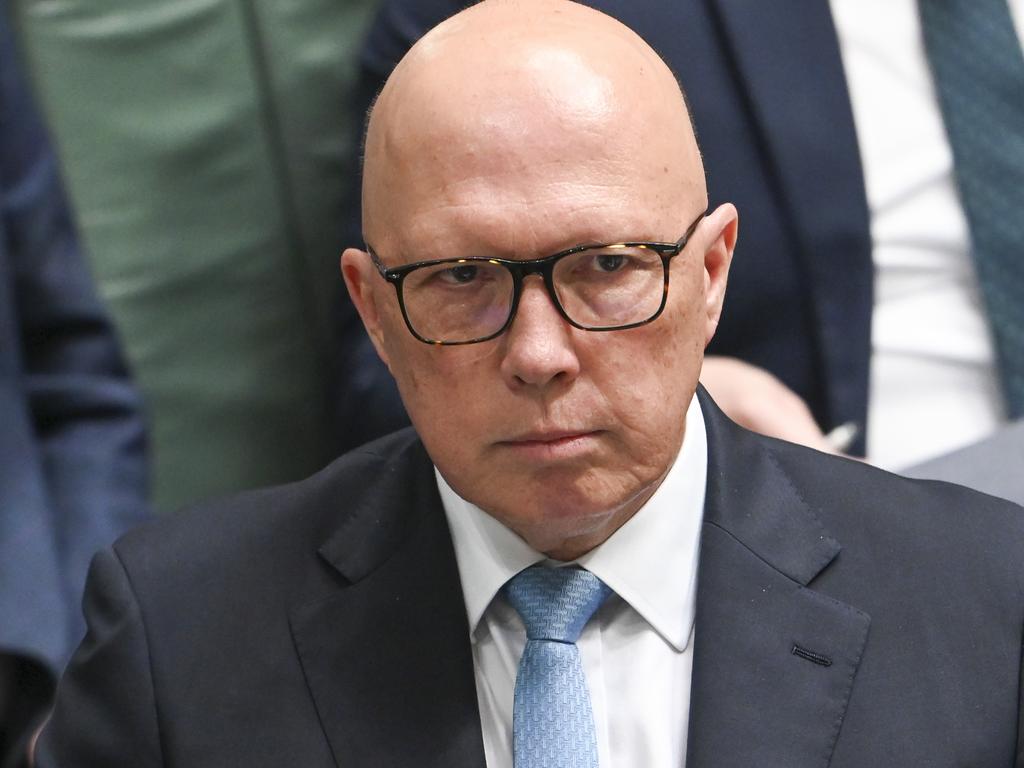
[344,21,734,558]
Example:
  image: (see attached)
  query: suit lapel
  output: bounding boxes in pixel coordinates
[708,0,874,442]
[289,438,485,768]
[687,390,871,766]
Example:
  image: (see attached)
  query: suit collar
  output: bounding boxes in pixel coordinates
[698,386,841,585]
[290,434,486,767]
[314,436,430,583]
[688,388,871,766]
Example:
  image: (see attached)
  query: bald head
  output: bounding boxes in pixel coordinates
[362,0,705,252]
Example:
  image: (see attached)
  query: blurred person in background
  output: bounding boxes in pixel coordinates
[333,0,1024,471]
[0,4,148,763]
[11,0,379,516]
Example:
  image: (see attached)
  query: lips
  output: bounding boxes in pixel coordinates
[506,429,595,444]
[497,429,603,460]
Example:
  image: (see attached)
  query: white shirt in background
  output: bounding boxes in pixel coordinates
[437,394,707,768]
[829,0,1024,469]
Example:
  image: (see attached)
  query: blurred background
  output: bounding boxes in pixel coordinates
[10,0,378,514]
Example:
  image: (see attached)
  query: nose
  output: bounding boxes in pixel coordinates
[499,277,581,389]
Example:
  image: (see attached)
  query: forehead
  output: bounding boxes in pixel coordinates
[363,30,702,261]
[370,93,689,262]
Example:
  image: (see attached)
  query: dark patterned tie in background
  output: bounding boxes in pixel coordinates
[919,0,1024,418]
[503,565,611,768]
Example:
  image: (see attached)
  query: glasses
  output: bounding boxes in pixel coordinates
[367,211,705,345]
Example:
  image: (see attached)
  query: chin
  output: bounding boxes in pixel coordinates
[497,485,631,548]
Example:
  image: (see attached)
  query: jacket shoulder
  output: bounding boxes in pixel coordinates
[767,438,1024,591]
[112,428,428,596]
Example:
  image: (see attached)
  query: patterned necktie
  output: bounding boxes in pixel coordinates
[503,565,612,768]
[919,0,1024,418]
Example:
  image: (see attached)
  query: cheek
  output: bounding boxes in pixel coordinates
[658,270,709,385]
[393,342,500,404]
[600,299,702,455]
[608,360,688,453]
[385,339,504,451]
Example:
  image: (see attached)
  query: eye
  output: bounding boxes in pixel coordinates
[439,264,480,284]
[594,253,625,272]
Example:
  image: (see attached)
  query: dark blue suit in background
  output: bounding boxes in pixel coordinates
[333,0,873,455]
[0,2,148,753]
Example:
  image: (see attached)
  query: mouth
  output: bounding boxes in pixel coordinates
[497,430,603,460]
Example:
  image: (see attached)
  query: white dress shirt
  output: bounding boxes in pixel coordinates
[436,394,708,768]
[829,0,1024,468]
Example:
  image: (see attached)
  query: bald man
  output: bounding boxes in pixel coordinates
[37,2,1024,765]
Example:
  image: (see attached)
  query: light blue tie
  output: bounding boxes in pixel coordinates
[503,565,612,768]
[919,0,1024,417]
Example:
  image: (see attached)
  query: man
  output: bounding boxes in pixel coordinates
[333,0,1024,470]
[0,4,149,763]
[38,1,1024,765]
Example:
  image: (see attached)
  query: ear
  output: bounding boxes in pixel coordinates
[700,202,738,347]
[341,248,392,369]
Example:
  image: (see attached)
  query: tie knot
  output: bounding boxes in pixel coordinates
[503,565,611,643]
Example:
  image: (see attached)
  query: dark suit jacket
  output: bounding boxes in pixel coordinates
[37,391,1024,765]
[332,0,873,455]
[0,2,148,681]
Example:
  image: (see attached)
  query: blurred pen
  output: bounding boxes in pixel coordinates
[825,421,859,453]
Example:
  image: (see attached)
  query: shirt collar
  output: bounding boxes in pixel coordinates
[438,394,707,652]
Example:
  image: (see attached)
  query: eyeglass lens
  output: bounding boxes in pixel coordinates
[400,244,666,343]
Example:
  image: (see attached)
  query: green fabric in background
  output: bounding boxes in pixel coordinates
[12,0,378,512]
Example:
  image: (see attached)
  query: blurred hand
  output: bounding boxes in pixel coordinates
[700,356,839,454]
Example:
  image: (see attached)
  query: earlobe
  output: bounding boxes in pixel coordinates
[701,203,739,347]
[340,248,392,367]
